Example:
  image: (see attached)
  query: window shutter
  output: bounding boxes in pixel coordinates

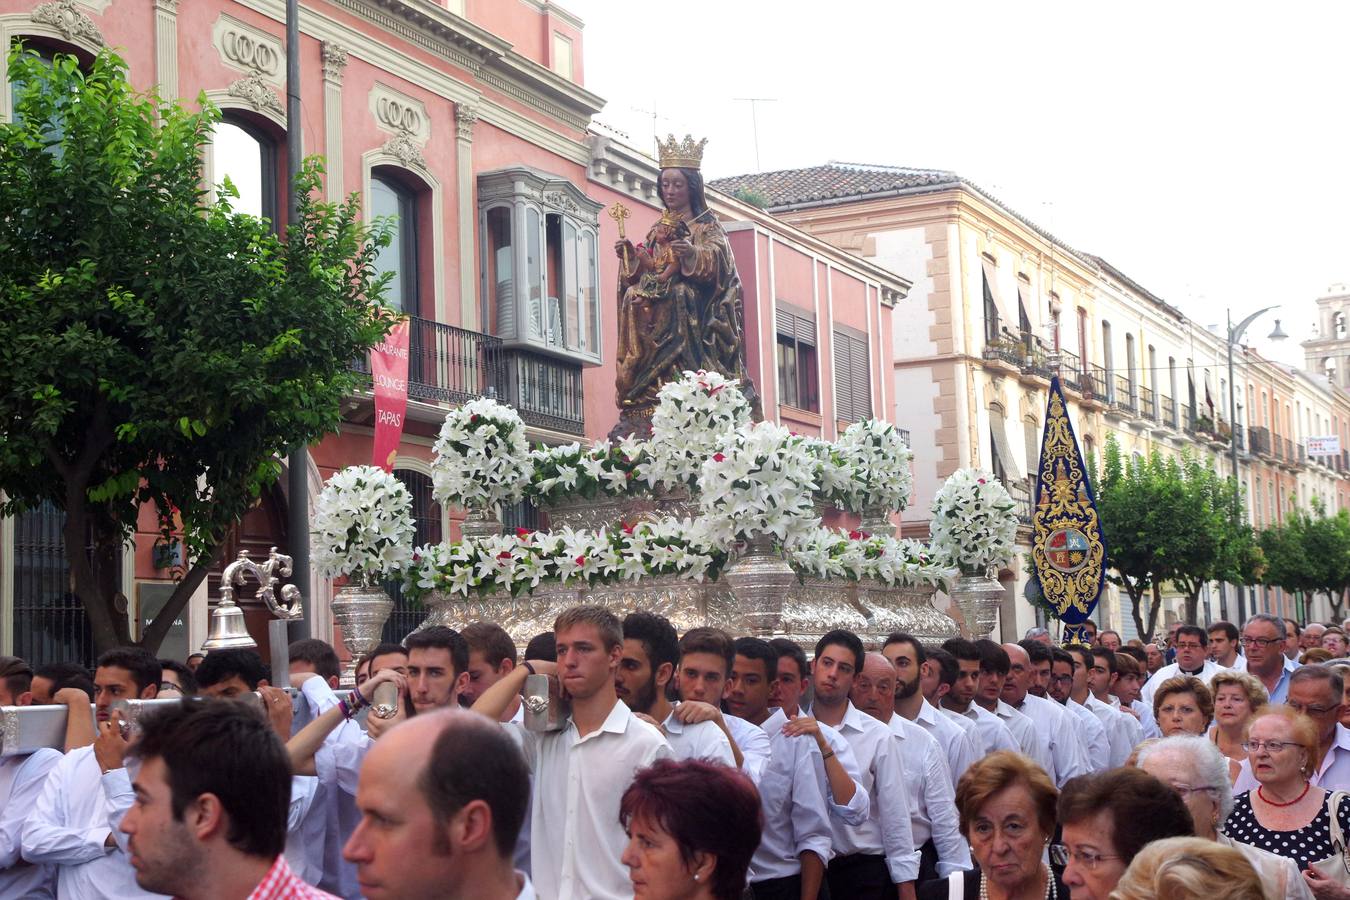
[833,329,872,423]
[777,304,817,347]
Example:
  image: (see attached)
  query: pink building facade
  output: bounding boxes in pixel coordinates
[0,0,908,662]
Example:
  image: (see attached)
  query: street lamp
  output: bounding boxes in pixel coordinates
[1227,306,1286,621]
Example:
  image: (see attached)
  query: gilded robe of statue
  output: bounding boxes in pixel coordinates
[613,209,754,426]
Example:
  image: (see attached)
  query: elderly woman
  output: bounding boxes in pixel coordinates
[1209,671,1269,781]
[1136,734,1312,899]
[620,758,762,900]
[1056,767,1194,900]
[1154,675,1214,737]
[917,751,1065,900]
[1224,707,1350,899]
[1108,836,1265,900]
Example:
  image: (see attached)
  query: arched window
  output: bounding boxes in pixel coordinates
[370,170,419,315]
[212,114,280,226]
[381,469,441,643]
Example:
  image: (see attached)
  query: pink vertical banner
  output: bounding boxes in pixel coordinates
[371,319,410,471]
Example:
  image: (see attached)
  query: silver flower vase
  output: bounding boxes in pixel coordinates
[331,582,394,684]
[460,505,503,540]
[950,569,1004,639]
[723,534,795,637]
[857,504,897,537]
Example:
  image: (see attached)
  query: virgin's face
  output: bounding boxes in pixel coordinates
[1214,684,1254,727]
[660,169,690,212]
[966,783,1047,891]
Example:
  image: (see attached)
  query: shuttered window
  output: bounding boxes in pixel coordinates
[777,304,819,412]
[833,328,872,423]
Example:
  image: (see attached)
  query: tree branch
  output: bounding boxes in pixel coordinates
[140,541,227,651]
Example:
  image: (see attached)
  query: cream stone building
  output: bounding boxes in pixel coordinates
[714,163,1350,636]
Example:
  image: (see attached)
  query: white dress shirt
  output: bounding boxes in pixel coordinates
[297,677,367,898]
[515,871,537,900]
[1064,698,1111,771]
[760,708,870,826]
[22,746,168,900]
[911,699,980,787]
[723,714,771,784]
[811,702,919,883]
[1084,694,1137,768]
[1234,723,1350,793]
[0,748,61,899]
[748,717,835,883]
[1141,660,1227,704]
[1131,698,1161,739]
[1219,654,1248,672]
[989,700,1052,772]
[1014,694,1087,787]
[945,704,1019,756]
[886,714,971,877]
[512,698,672,900]
[661,709,735,766]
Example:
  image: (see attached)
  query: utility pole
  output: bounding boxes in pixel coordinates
[284,0,310,637]
[734,97,776,171]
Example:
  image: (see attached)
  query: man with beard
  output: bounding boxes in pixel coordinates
[616,612,732,764]
[920,648,986,755]
[882,634,978,788]
[1000,642,1085,787]
[806,630,918,900]
[971,640,1046,770]
[852,652,970,882]
[1048,646,1110,773]
[938,638,1018,755]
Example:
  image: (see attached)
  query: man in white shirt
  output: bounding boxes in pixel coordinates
[617,612,732,765]
[1208,621,1245,671]
[853,652,970,884]
[1088,647,1144,756]
[1002,642,1086,787]
[921,648,988,755]
[1141,624,1226,704]
[808,630,918,900]
[0,655,61,899]
[473,605,672,900]
[24,647,168,900]
[1048,646,1110,772]
[972,640,1049,771]
[1283,618,1304,662]
[460,623,523,722]
[1073,645,1139,767]
[675,627,769,781]
[345,709,534,900]
[939,639,1019,756]
[882,634,979,788]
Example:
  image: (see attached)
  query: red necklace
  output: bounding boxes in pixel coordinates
[1258,783,1311,807]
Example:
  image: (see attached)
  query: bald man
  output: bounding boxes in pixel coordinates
[851,653,969,882]
[999,642,1086,788]
[343,711,532,900]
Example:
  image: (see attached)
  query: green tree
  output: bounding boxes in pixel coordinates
[1096,438,1167,641]
[0,49,392,654]
[1261,500,1350,620]
[1164,455,1262,626]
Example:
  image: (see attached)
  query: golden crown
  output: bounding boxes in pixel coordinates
[657,134,707,170]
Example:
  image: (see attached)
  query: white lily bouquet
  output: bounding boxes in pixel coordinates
[928,468,1018,576]
[789,527,955,589]
[523,436,654,506]
[699,421,820,545]
[648,370,752,490]
[834,419,915,514]
[430,397,531,511]
[311,465,415,584]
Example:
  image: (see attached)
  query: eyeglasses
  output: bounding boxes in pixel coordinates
[1288,702,1339,717]
[1049,844,1121,870]
[1240,636,1281,648]
[1175,642,1205,651]
[1242,739,1296,753]
[1170,784,1220,800]
[1051,674,1074,683]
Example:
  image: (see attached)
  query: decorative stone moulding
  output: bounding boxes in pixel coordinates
[213,15,283,84]
[32,0,103,46]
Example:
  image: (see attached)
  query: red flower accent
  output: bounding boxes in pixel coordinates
[516,527,533,538]
[496,551,513,560]
[470,414,479,424]
[849,529,870,540]
[622,522,635,535]
[575,555,587,566]
[713,452,726,462]
[977,478,986,484]
[708,384,724,395]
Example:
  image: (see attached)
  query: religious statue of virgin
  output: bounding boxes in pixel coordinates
[610,135,759,439]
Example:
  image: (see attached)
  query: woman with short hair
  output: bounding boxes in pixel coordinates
[1209,671,1269,782]
[1108,836,1265,900]
[1153,675,1214,738]
[620,758,762,900]
[917,751,1065,900]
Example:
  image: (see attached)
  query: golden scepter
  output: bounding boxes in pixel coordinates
[609,202,632,278]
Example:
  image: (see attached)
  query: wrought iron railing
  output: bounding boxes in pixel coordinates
[1083,364,1108,401]
[1140,386,1156,421]
[500,348,586,435]
[1112,375,1135,413]
[1160,395,1175,428]
[1248,425,1272,456]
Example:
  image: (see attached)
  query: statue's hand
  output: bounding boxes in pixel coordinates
[614,238,635,259]
[670,238,694,262]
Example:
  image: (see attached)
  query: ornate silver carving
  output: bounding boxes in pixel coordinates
[778,577,870,647]
[950,571,1003,638]
[227,73,284,117]
[382,132,426,170]
[320,41,349,82]
[220,547,303,619]
[459,505,502,540]
[32,0,104,46]
[455,102,478,141]
[857,504,897,537]
[540,494,653,532]
[723,535,795,636]
[331,584,395,683]
[0,708,19,756]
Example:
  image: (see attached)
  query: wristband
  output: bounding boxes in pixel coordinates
[821,749,835,761]
[348,689,368,711]
[338,698,353,720]
[523,661,536,677]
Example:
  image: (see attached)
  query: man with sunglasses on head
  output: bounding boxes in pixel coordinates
[0,655,62,898]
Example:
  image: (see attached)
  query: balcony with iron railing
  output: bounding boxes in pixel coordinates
[1109,375,1136,415]
[352,315,586,435]
[1160,395,1176,429]
[1247,425,1272,457]
[1139,386,1156,421]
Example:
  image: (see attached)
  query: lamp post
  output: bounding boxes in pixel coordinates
[1226,307,1287,622]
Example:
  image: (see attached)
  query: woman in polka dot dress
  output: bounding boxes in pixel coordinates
[1223,707,1350,898]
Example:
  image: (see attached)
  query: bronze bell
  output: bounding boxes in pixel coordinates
[202,598,257,650]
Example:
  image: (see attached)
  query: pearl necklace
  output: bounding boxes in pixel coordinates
[979,864,1057,900]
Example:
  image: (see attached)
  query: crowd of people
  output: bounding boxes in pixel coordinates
[1,608,1349,899]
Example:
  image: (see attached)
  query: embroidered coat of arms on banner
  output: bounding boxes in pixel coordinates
[1029,377,1107,646]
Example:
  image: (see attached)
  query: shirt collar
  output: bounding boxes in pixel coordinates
[662,710,684,734]
[572,698,631,743]
[762,707,788,735]
[917,699,939,725]
[1336,724,1350,753]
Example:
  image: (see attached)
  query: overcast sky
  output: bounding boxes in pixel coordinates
[561,0,1348,368]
